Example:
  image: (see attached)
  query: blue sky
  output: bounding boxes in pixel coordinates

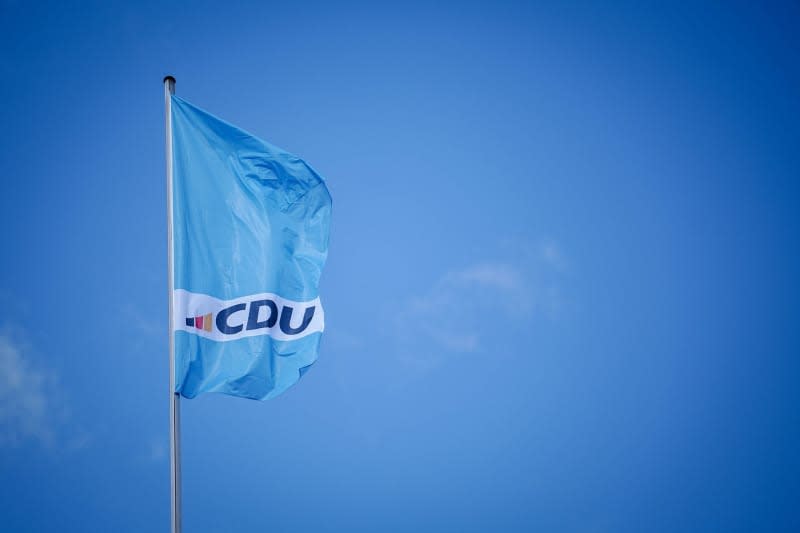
[1,1,799,531]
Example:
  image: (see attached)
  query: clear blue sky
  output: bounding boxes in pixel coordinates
[1,1,799,531]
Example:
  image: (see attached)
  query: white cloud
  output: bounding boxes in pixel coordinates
[539,239,567,272]
[0,334,55,446]
[0,332,84,450]
[446,263,526,292]
[148,436,167,462]
[391,239,569,361]
[119,303,163,355]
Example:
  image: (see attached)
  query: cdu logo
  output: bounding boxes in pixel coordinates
[174,289,324,343]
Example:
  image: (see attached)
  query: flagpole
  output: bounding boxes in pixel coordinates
[164,75,182,533]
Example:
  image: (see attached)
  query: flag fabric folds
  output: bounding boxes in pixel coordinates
[170,96,331,400]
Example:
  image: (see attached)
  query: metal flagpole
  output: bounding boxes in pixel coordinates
[164,75,182,533]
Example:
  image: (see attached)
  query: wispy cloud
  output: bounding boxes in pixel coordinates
[391,238,570,365]
[539,238,567,272]
[147,435,167,463]
[0,331,88,450]
[119,303,163,354]
[445,263,527,292]
[0,333,56,446]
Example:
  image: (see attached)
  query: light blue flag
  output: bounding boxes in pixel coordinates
[170,95,332,400]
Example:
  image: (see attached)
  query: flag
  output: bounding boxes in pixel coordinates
[170,95,332,400]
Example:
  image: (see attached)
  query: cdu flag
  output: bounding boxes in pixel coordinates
[169,95,331,400]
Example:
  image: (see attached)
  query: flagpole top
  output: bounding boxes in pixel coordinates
[164,76,176,95]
